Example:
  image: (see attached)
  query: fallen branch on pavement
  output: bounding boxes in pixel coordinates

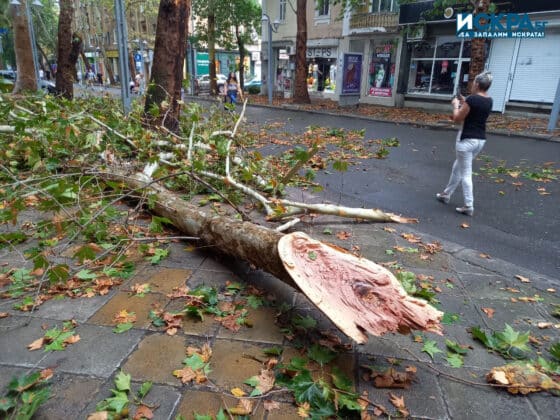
[100,169,442,344]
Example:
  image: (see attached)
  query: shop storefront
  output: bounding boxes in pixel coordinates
[406,37,487,97]
[306,44,338,94]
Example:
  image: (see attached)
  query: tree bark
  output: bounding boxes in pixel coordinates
[208,9,217,95]
[236,25,245,88]
[467,0,490,93]
[144,0,190,133]
[101,171,443,344]
[11,0,37,93]
[293,0,310,103]
[54,0,76,99]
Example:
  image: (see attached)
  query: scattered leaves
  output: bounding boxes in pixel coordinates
[487,363,560,394]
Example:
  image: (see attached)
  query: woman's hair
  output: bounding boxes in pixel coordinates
[475,71,493,91]
[228,72,237,82]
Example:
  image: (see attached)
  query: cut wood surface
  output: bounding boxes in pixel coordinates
[278,232,443,343]
[103,171,442,343]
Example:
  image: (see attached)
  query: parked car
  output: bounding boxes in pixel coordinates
[39,79,56,94]
[0,70,55,94]
[0,70,16,93]
[197,73,227,94]
[243,77,261,92]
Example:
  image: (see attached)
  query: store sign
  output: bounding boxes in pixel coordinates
[456,13,547,38]
[306,47,335,58]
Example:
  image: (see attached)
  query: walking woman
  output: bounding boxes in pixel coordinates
[436,71,493,216]
[225,72,243,106]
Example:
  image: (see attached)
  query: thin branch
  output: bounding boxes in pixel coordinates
[88,114,137,149]
[275,218,301,232]
[186,171,250,221]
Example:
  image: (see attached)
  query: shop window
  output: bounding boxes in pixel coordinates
[307,60,336,93]
[368,40,397,97]
[407,37,477,96]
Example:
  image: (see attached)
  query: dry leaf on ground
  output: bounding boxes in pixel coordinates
[515,275,531,283]
[263,400,280,411]
[133,405,154,420]
[229,398,253,416]
[27,337,45,351]
[388,392,409,417]
[482,308,495,318]
[486,363,560,394]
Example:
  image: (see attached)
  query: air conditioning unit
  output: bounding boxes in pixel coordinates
[287,46,296,55]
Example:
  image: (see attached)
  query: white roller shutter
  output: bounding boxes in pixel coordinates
[487,39,517,112]
[509,33,560,103]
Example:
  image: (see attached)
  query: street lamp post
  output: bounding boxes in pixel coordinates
[114,0,131,114]
[261,14,280,105]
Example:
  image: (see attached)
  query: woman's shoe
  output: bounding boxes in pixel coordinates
[455,206,474,216]
[436,193,450,204]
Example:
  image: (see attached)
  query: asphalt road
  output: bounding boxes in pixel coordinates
[243,105,560,280]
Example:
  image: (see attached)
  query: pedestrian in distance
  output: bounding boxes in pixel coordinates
[136,73,146,95]
[436,71,493,216]
[224,72,243,107]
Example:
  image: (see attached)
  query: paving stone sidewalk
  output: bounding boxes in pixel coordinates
[1,215,559,419]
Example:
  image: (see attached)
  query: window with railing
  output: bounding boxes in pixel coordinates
[280,0,287,21]
[370,0,399,13]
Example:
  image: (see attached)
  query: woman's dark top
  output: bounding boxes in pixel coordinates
[460,94,493,140]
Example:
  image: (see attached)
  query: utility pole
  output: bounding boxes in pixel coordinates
[548,77,560,133]
[114,0,131,114]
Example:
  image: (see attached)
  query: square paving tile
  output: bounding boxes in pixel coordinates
[142,268,192,295]
[217,306,285,344]
[121,333,197,385]
[88,291,169,328]
[30,295,110,323]
[0,317,60,368]
[174,389,265,419]
[208,339,269,389]
[35,373,105,420]
[358,357,448,419]
[43,324,145,378]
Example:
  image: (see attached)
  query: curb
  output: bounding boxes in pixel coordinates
[188,95,560,142]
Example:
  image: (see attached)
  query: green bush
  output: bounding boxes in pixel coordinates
[247,85,260,94]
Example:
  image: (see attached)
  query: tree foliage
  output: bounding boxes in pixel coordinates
[192,0,260,89]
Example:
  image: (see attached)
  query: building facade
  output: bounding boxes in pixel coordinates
[264,0,560,113]
[398,0,560,113]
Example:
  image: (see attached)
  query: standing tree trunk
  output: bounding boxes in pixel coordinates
[54,0,76,99]
[293,0,310,103]
[11,0,37,93]
[235,25,245,89]
[145,0,189,132]
[467,0,490,93]
[208,9,217,95]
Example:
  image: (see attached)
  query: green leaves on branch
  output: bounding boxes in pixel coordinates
[471,324,530,359]
[0,370,51,420]
[94,371,153,417]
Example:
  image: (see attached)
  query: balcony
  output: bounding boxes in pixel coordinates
[350,12,399,31]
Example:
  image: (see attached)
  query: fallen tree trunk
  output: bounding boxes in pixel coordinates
[101,170,442,343]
